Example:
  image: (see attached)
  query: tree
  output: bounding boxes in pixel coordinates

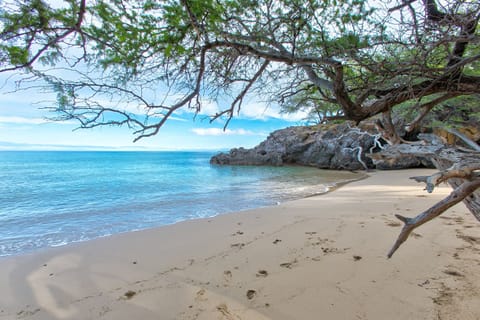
[1,0,479,256]
[279,83,345,124]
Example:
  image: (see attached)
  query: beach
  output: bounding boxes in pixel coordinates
[0,169,479,320]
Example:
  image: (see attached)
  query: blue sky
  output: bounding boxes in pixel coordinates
[0,76,307,151]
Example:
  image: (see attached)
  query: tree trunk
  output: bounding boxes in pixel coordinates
[433,157,480,222]
[367,135,480,257]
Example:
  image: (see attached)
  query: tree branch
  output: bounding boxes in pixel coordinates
[405,93,458,133]
[410,163,480,193]
[0,0,87,73]
[210,60,270,128]
[301,65,334,91]
[207,40,341,66]
[388,177,480,258]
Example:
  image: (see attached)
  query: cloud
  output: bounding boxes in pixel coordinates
[197,99,222,115]
[184,98,309,123]
[167,115,189,122]
[0,116,49,125]
[238,101,309,122]
[191,128,257,136]
[0,116,76,125]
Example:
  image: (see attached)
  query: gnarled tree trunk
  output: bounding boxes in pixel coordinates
[367,134,480,257]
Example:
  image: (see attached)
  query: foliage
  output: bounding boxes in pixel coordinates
[0,0,479,141]
[279,84,344,124]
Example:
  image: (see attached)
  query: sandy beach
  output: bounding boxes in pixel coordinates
[0,169,479,320]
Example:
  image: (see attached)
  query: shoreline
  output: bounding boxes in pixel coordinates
[0,167,365,259]
[0,169,479,319]
[304,171,370,198]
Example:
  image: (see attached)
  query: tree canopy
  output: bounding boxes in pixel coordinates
[1,0,478,139]
[1,0,479,256]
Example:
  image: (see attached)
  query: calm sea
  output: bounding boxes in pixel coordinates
[0,151,361,256]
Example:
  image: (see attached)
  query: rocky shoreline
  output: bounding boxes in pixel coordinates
[210,123,433,171]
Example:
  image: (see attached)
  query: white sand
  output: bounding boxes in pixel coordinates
[0,169,479,320]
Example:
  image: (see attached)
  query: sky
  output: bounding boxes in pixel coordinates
[0,74,308,151]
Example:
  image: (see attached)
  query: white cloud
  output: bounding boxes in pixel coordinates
[197,99,222,115]
[184,98,309,123]
[0,116,76,125]
[191,128,257,136]
[0,116,49,125]
[166,115,189,122]
[239,101,309,122]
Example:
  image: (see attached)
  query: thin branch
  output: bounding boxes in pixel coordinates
[210,60,269,127]
[1,0,87,73]
[388,0,417,13]
[180,0,208,42]
[133,45,210,141]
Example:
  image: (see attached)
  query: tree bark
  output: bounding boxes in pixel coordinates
[367,135,480,256]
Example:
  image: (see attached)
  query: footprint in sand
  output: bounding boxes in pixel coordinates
[195,289,207,302]
[454,217,464,224]
[231,243,245,249]
[16,307,41,318]
[417,279,430,287]
[457,233,480,245]
[216,303,236,320]
[223,270,233,284]
[123,290,136,300]
[246,290,257,300]
[386,221,402,227]
[256,270,268,277]
[307,237,330,247]
[432,283,454,306]
[280,259,298,269]
[98,306,112,317]
[443,269,464,277]
[321,247,349,255]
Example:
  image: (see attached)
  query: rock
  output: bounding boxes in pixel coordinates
[373,153,433,170]
[210,122,435,170]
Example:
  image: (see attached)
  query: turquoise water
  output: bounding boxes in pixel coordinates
[0,151,360,256]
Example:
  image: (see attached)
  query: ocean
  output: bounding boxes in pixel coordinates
[0,151,361,257]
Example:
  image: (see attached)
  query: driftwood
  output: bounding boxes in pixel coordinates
[368,133,480,257]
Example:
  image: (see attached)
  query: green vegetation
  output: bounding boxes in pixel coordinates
[1,0,478,141]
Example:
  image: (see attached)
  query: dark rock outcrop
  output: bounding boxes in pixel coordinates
[210,122,435,170]
[212,123,374,170]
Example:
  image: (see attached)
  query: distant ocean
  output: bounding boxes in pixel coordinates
[0,151,361,256]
